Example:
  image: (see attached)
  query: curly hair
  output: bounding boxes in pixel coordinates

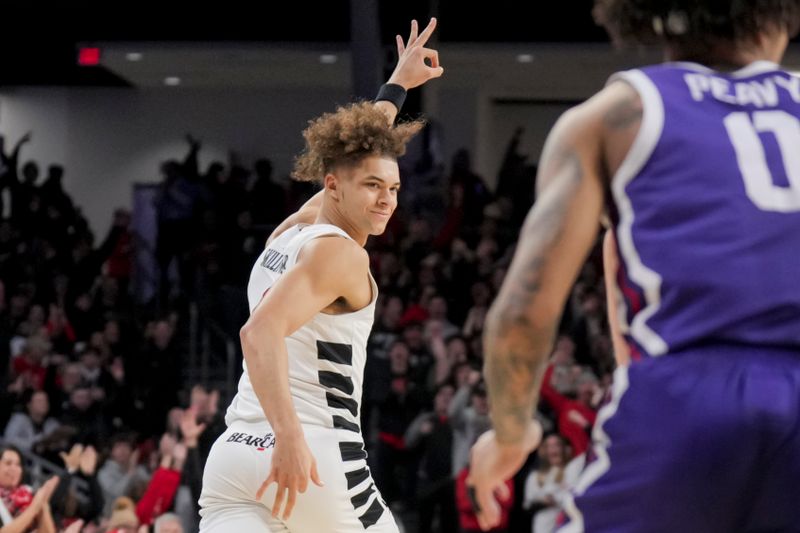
[292,101,425,183]
[595,0,800,53]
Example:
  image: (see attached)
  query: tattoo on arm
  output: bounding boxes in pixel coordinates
[602,91,642,130]
[484,148,584,445]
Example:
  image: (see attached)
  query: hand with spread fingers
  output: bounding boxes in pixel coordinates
[256,431,324,521]
[387,18,444,91]
[468,423,542,530]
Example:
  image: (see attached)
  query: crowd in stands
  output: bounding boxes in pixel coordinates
[0,124,617,532]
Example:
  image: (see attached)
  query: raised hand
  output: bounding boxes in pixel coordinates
[387,18,444,90]
[256,434,324,521]
[60,443,83,472]
[179,405,208,447]
[172,443,188,471]
[79,445,98,476]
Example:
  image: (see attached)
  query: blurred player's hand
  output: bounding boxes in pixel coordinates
[467,423,542,530]
[257,433,324,521]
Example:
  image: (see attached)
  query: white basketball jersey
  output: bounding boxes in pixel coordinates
[225,223,378,437]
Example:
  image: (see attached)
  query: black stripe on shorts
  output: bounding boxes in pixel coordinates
[339,441,367,462]
[351,483,375,509]
[358,498,385,529]
[332,415,360,433]
[345,467,370,489]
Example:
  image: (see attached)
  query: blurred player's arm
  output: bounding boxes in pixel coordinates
[470,80,642,530]
[483,104,607,448]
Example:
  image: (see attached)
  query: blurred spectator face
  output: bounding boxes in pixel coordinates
[471,390,489,416]
[470,281,491,307]
[48,304,65,327]
[22,161,38,183]
[27,390,49,420]
[237,210,253,229]
[434,384,455,415]
[469,336,483,360]
[378,251,400,278]
[28,304,45,328]
[417,264,437,286]
[153,320,174,349]
[10,293,29,319]
[75,293,92,312]
[402,323,424,349]
[70,388,92,411]
[453,362,472,388]
[551,336,576,366]
[446,337,468,364]
[61,363,82,391]
[110,440,133,466]
[24,335,51,365]
[389,342,410,374]
[52,274,69,300]
[80,349,101,370]
[380,296,403,329]
[104,320,121,344]
[0,449,23,489]
[476,238,497,261]
[408,218,430,242]
[89,331,108,353]
[100,276,119,300]
[577,374,598,405]
[581,291,602,315]
[542,435,568,467]
[428,296,447,321]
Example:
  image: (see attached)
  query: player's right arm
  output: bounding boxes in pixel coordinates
[240,236,370,520]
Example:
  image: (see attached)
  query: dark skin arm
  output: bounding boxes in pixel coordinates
[468,80,642,530]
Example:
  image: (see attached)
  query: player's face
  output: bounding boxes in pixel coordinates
[337,156,400,236]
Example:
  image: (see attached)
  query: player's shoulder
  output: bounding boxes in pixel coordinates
[568,78,643,133]
[297,234,368,273]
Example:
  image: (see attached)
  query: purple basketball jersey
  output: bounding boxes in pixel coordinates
[609,61,800,359]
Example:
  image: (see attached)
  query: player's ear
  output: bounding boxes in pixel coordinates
[324,172,340,200]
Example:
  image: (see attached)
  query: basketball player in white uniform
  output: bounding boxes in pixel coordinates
[199,19,444,532]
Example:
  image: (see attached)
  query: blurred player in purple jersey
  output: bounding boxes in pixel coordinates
[469,1,800,531]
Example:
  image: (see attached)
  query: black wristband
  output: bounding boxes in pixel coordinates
[375,83,407,112]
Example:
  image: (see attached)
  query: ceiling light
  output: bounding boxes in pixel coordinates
[516,54,534,63]
[319,54,338,64]
[126,52,143,62]
[164,76,181,86]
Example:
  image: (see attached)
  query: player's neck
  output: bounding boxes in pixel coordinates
[665,31,787,71]
[316,203,368,247]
